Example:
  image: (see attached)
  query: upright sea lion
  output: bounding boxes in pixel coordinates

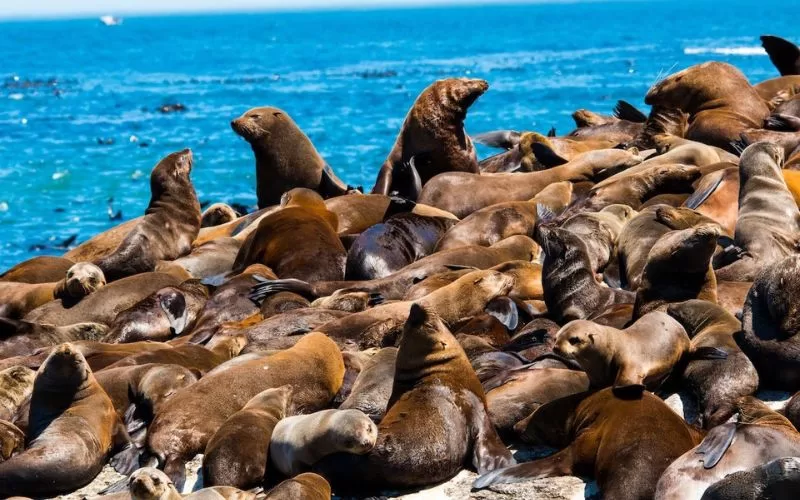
[474,388,704,498]
[203,386,292,489]
[0,256,74,284]
[231,106,349,208]
[0,344,134,497]
[314,304,514,494]
[0,366,35,422]
[201,203,238,228]
[701,456,800,500]
[667,300,759,428]
[0,319,107,358]
[146,332,343,487]
[94,149,201,281]
[655,397,800,500]
[264,472,331,500]
[339,347,397,421]
[372,78,488,197]
[232,188,345,281]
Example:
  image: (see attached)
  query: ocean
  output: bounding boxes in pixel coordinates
[0,0,793,270]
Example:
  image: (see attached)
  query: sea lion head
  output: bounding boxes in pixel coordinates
[64,262,105,298]
[154,148,193,181]
[600,203,637,223]
[395,304,460,378]
[647,223,721,273]
[553,320,609,369]
[0,365,35,391]
[645,62,747,111]
[243,385,294,415]
[129,467,180,500]
[332,409,379,454]
[137,365,199,409]
[35,343,91,391]
[740,141,785,178]
[231,106,293,143]
[200,203,238,228]
[533,224,571,258]
[280,187,325,209]
[432,77,489,114]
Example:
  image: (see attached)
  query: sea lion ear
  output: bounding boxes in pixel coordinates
[408,303,428,327]
[587,333,596,344]
[485,297,519,331]
[531,142,568,168]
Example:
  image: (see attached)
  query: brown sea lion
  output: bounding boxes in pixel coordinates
[434,201,539,252]
[0,319,107,359]
[325,193,457,236]
[475,388,704,498]
[192,207,274,248]
[264,472,331,500]
[200,203,238,228]
[156,237,243,280]
[0,256,74,284]
[655,397,800,500]
[339,347,397,421]
[203,386,292,489]
[754,75,800,104]
[231,106,348,208]
[314,304,514,494]
[560,204,636,275]
[0,343,135,497]
[94,149,201,281]
[667,300,759,428]
[700,456,800,500]
[146,332,343,487]
[64,217,142,263]
[229,308,348,353]
[103,337,244,375]
[128,467,261,500]
[477,132,539,173]
[0,366,35,422]
[372,78,488,198]
[567,100,647,143]
[232,188,345,281]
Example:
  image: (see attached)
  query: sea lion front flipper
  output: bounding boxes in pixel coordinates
[761,35,800,76]
[614,100,648,123]
[485,296,519,331]
[249,277,316,303]
[318,163,350,198]
[110,421,141,475]
[613,367,646,398]
[371,163,393,195]
[695,422,737,469]
[158,289,188,336]
[472,448,575,490]
[689,346,729,361]
[602,255,623,289]
[469,392,516,474]
[531,142,569,168]
[684,170,725,210]
[473,130,522,150]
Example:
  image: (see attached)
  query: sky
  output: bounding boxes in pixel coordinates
[0,0,553,19]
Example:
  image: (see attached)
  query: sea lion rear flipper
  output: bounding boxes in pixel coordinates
[729,134,749,156]
[485,297,519,331]
[110,422,141,475]
[684,171,725,210]
[547,127,557,138]
[472,448,575,490]
[470,393,516,474]
[531,142,569,168]
[158,289,188,336]
[614,100,648,123]
[761,35,800,76]
[695,422,737,469]
[394,156,423,201]
[318,163,350,198]
[473,130,522,150]
[765,113,800,131]
[383,196,417,219]
[249,277,316,304]
[443,264,480,271]
[690,346,729,361]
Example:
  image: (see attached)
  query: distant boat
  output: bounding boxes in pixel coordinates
[99,16,123,26]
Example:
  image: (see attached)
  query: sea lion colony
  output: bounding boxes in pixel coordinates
[4,34,800,500]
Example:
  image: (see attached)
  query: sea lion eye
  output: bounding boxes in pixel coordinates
[569,337,581,346]
[248,114,260,119]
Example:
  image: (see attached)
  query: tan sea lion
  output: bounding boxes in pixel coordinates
[200,203,238,228]
[128,467,261,500]
[325,193,458,236]
[560,204,636,276]
[64,217,142,263]
[0,256,74,284]
[684,167,739,236]
[264,472,331,500]
[0,366,35,422]
[0,318,107,359]
[434,201,539,252]
[339,347,397,421]
[0,420,24,463]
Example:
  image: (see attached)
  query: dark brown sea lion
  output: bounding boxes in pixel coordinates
[0,319,107,359]
[339,347,397,421]
[700,456,800,500]
[94,149,201,282]
[655,397,800,500]
[264,472,331,500]
[203,386,292,489]
[372,78,488,197]
[0,343,135,497]
[644,62,770,152]
[232,188,345,281]
[146,332,343,487]
[474,388,704,498]
[0,256,74,284]
[762,35,800,76]
[314,304,514,494]
[231,106,349,208]
[667,300,759,428]
[0,366,35,422]
[23,272,181,326]
[200,203,238,228]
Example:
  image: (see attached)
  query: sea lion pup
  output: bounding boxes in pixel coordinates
[231,106,348,208]
[0,262,105,319]
[762,35,800,76]
[270,408,378,476]
[716,143,800,281]
[475,388,704,497]
[23,272,181,326]
[554,312,698,394]
[0,366,35,422]
[535,223,633,324]
[250,235,537,302]
[94,149,201,282]
[146,332,343,488]
[644,62,770,153]
[103,282,209,343]
[633,223,720,318]
[666,300,758,427]
[201,203,238,228]
[339,347,397,421]
[0,420,24,463]
[655,397,800,500]
[231,188,345,281]
[0,255,74,284]
[372,78,488,197]
[345,212,455,280]
[203,386,292,489]
[0,344,135,497]
[560,204,636,275]
[264,472,331,500]
[736,254,800,390]
[314,305,514,494]
[128,467,261,500]
[418,148,642,218]
[0,319,107,358]
[701,456,800,500]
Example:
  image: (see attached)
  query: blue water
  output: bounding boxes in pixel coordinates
[0,0,794,270]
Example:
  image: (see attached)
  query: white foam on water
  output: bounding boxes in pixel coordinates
[684,46,766,56]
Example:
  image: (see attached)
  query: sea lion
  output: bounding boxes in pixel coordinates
[761,35,800,76]
[346,212,455,280]
[0,420,24,463]
[264,472,331,500]
[64,217,142,263]
[644,62,770,152]
[418,148,642,218]
[655,397,800,500]
[0,255,74,284]
[434,201,539,252]
[633,223,720,318]
[567,100,647,143]
[146,332,343,488]
[0,319,107,359]
[103,336,244,375]
[23,272,181,326]
[231,106,349,208]
[553,312,692,394]
[232,188,345,281]
[339,347,397,421]
[270,408,378,476]
[667,300,759,428]
[324,193,458,236]
[201,203,238,228]
[477,132,539,173]
[156,237,243,280]
[560,204,636,275]
[700,456,800,500]
[233,308,348,353]
[716,142,800,281]
[736,254,800,390]
[372,78,488,197]
[310,289,372,313]
[128,467,261,500]
[94,149,201,281]
[0,343,134,497]
[0,366,35,422]
[203,386,292,489]
[473,388,705,498]
[314,304,514,494]
[192,207,274,248]
[0,262,105,319]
